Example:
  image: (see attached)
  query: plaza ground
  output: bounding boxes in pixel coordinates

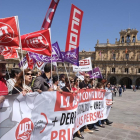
[74,89,140,140]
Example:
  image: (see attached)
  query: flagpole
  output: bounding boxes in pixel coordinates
[6,66,10,79]
[16,16,25,86]
[51,52,52,88]
[64,62,71,90]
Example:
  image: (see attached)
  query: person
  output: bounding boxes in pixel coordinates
[32,63,55,93]
[71,77,84,139]
[12,69,33,95]
[52,75,62,92]
[6,68,21,94]
[59,74,65,89]
[88,79,95,89]
[79,73,90,89]
[114,86,117,96]
[0,55,8,103]
[96,82,105,128]
[101,81,113,125]
[72,77,80,92]
[62,77,74,92]
[118,85,122,96]
[31,71,42,88]
[79,73,93,133]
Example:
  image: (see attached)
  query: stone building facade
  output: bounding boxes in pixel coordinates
[6,29,140,88]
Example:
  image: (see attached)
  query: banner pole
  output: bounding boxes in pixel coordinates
[64,62,71,90]
[16,16,25,86]
[6,67,10,79]
[51,52,52,88]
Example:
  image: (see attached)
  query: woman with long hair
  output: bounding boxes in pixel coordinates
[12,69,33,95]
[7,68,21,94]
[62,77,74,92]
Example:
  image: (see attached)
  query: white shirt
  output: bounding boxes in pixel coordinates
[7,78,16,93]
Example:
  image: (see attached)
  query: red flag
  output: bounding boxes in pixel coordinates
[21,29,52,56]
[26,53,34,70]
[0,16,20,47]
[41,0,60,29]
[0,46,19,59]
[65,4,83,52]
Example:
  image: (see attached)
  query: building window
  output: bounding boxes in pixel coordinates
[112,68,115,72]
[125,54,129,60]
[132,36,135,42]
[126,35,130,43]
[122,36,124,43]
[113,54,116,60]
[125,68,128,73]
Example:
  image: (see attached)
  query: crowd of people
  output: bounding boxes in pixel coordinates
[0,55,113,139]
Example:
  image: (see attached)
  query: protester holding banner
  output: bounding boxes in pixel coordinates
[0,55,8,103]
[79,73,90,89]
[7,68,21,94]
[52,75,62,92]
[102,82,113,125]
[88,79,96,89]
[59,74,66,89]
[12,69,33,95]
[32,63,55,93]
[62,77,74,92]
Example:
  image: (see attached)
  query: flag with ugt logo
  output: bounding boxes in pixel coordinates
[0,16,20,47]
[21,29,52,56]
[0,46,19,59]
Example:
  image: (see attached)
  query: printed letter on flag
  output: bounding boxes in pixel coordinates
[73,57,92,72]
[0,16,20,47]
[65,4,83,51]
[88,67,103,79]
[21,29,52,56]
[41,0,60,29]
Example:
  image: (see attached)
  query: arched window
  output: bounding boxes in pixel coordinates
[122,36,124,43]
[126,35,130,43]
[132,36,135,42]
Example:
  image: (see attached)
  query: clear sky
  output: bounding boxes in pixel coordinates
[1,0,140,52]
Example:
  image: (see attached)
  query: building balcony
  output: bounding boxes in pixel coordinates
[108,71,140,75]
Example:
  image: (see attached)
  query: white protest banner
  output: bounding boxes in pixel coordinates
[0,89,112,140]
[73,57,92,72]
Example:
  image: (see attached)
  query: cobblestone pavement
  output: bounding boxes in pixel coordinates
[74,89,140,140]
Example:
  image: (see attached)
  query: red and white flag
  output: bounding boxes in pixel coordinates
[36,62,46,71]
[65,4,83,52]
[21,29,52,56]
[41,0,60,29]
[0,46,19,59]
[26,53,34,70]
[0,16,20,47]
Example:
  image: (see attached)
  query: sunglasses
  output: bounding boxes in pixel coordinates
[25,73,33,76]
[85,76,89,78]
[70,81,74,83]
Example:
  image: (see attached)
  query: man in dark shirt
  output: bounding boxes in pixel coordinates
[79,73,90,89]
[32,63,55,93]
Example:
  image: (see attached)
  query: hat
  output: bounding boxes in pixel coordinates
[0,55,7,63]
